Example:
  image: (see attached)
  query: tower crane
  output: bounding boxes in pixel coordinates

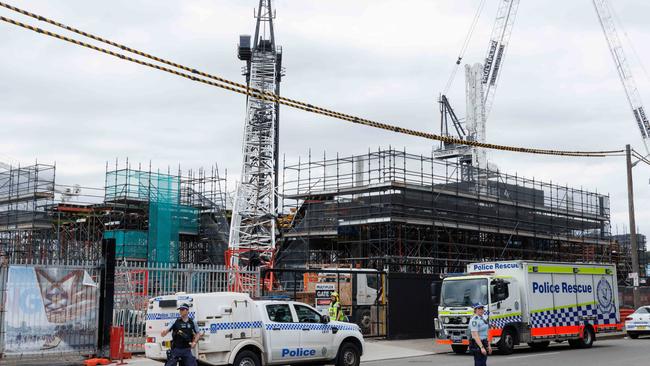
[592,0,650,154]
[227,0,283,288]
[436,0,520,171]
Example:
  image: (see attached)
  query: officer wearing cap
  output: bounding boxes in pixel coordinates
[161,303,201,366]
[469,303,491,366]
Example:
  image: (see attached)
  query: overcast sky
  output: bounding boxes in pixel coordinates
[1,0,649,236]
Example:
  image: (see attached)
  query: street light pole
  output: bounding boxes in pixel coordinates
[626,144,640,309]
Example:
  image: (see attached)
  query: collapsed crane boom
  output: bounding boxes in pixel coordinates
[592,0,650,153]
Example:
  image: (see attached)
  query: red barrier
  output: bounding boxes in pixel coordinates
[110,326,129,363]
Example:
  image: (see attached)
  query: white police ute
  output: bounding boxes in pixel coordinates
[145,292,364,366]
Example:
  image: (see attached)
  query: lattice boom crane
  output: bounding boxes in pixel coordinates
[592,0,650,154]
[228,0,283,280]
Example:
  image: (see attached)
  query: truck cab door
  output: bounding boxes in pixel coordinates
[264,303,302,363]
[293,303,334,361]
[489,279,520,332]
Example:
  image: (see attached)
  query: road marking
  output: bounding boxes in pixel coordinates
[506,351,560,360]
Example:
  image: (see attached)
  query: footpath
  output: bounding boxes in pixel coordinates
[123,332,625,365]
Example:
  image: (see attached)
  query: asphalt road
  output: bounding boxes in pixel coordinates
[363,337,649,366]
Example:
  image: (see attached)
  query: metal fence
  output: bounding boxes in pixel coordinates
[113,262,260,353]
[261,268,387,337]
[0,258,101,364]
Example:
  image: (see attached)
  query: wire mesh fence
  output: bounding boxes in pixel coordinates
[0,258,261,358]
[113,262,260,353]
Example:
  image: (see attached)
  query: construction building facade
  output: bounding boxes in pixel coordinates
[0,163,229,264]
[279,148,625,278]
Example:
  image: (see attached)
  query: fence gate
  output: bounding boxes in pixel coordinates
[113,262,260,353]
[262,268,388,337]
[387,272,436,339]
[0,259,102,364]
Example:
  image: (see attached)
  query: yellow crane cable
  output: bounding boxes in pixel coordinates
[0,4,625,157]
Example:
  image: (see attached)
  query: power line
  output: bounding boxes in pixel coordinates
[0,3,626,158]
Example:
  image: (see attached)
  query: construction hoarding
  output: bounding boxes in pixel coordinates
[1,263,100,359]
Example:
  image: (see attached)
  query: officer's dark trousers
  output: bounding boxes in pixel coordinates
[164,347,197,366]
[471,339,488,366]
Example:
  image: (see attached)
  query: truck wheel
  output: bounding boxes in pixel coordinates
[498,328,516,355]
[527,341,550,350]
[628,332,640,339]
[451,345,468,354]
[233,350,261,366]
[578,327,594,348]
[336,342,360,366]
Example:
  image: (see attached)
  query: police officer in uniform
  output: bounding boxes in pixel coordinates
[469,303,491,366]
[161,303,201,366]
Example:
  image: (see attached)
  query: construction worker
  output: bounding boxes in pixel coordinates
[469,303,491,366]
[328,292,346,321]
[161,303,201,366]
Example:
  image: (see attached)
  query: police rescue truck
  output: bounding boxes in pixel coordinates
[436,261,620,354]
[145,292,364,366]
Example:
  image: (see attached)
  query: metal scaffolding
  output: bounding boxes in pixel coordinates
[0,163,55,260]
[280,148,626,278]
[0,161,229,264]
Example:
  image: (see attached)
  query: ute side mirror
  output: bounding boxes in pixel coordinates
[321,315,331,324]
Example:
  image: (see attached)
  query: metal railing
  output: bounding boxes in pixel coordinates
[113,262,260,353]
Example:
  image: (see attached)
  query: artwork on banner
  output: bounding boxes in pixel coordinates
[315,283,336,314]
[2,266,99,354]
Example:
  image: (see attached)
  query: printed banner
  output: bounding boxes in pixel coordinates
[2,266,99,355]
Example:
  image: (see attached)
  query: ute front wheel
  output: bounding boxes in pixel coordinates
[336,342,361,366]
[233,350,261,366]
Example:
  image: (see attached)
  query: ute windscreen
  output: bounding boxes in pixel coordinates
[159,300,177,308]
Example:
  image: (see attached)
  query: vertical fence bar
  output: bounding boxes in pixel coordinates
[0,257,7,356]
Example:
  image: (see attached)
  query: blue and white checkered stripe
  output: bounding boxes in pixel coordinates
[489,314,522,329]
[530,303,619,328]
[213,321,263,331]
[265,323,358,332]
[146,312,196,320]
[199,321,263,334]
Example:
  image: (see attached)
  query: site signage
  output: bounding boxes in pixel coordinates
[468,262,521,272]
[315,283,336,313]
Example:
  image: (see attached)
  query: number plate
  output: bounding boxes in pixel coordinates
[163,340,172,349]
[451,335,462,343]
[637,326,647,330]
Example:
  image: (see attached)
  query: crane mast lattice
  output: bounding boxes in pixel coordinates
[592,0,650,154]
[228,0,283,277]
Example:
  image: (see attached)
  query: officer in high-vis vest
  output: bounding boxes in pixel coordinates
[328,292,346,321]
[161,303,201,366]
[469,303,491,366]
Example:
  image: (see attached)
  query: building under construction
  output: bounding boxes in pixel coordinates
[278,148,625,278]
[0,162,229,264]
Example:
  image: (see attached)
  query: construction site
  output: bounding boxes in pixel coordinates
[3,0,650,361]
[0,0,646,281]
